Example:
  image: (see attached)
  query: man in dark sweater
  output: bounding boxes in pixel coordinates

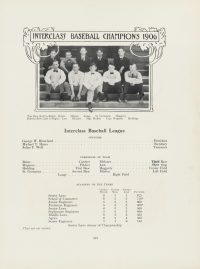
[76,47,91,72]
[60,51,76,82]
[114,48,130,82]
[42,49,60,75]
[93,48,108,75]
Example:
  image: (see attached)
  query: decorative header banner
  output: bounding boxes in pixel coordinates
[30,31,160,42]
[23,27,166,65]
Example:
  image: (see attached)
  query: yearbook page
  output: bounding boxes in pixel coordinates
[1,0,200,269]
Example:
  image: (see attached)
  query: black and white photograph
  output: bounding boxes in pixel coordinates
[2,0,200,268]
[39,45,150,112]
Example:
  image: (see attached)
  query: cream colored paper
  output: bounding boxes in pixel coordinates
[1,1,200,269]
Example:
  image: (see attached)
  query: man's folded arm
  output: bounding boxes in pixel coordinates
[58,71,66,84]
[44,72,51,84]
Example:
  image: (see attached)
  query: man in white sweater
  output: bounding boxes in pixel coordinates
[44,60,71,101]
[82,63,103,111]
[124,63,144,103]
[68,63,84,101]
[102,63,122,102]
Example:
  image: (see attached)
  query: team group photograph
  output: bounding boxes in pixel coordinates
[39,45,149,111]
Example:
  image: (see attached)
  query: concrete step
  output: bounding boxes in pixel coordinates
[138,69,149,76]
[40,92,70,101]
[40,84,149,93]
[107,93,149,101]
[142,76,148,84]
[40,92,149,101]
[39,100,149,109]
[133,63,149,69]
[40,67,45,75]
[40,75,45,84]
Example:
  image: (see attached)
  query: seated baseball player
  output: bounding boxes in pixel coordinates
[114,48,130,83]
[93,48,108,75]
[82,63,103,112]
[44,60,71,101]
[68,63,84,101]
[43,48,59,75]
[124,63,144,103]
[102,63,122,102]
[60,51,75,81]
[76,47,91,73]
